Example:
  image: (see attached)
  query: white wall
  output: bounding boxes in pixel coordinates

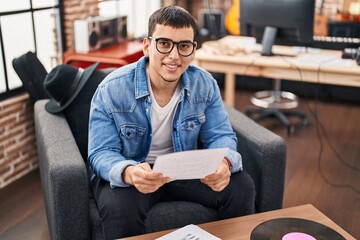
[99,0,161,38]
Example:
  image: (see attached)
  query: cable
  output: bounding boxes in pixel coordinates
[315,59,360,168]
[313,100,360,195]
[280,54,360,194]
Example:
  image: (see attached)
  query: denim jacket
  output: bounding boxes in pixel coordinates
[88,56,243,187]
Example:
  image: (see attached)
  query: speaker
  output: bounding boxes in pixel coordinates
[74,19,101,53]
[98,17,117,47]
[88,21,102,51]
[74,16,127,53]
[117,16,128,43]
[199,9,226,38]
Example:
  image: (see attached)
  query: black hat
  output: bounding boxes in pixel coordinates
[44,62,99,113]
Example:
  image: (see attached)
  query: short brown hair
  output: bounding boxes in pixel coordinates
[148,6,197,38]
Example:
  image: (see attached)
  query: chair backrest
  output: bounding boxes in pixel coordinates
[63,70,107,160]
[12,51,49,102]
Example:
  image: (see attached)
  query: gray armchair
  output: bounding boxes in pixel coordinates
[34,99,286,240]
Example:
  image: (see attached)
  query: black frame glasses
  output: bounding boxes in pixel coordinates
[148,36,196,57]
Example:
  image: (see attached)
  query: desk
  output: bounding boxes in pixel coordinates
[63,40,144,69]
[119,204,355,240]
[194,36,360,107]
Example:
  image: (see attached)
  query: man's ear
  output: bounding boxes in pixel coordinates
[143,37,150,57]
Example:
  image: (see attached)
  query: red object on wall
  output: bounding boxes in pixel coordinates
[63,40,144,69]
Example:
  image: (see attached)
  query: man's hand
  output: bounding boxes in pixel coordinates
[201,159,231,192]
[123,163,170,194]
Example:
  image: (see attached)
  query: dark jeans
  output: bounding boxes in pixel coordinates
[91,171,256,239]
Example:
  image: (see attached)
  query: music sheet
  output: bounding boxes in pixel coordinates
[153,148,229,180]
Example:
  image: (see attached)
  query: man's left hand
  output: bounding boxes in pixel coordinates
[201,159,231,192]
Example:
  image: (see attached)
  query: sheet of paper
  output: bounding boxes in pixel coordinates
[153,148,229,180]
[155,224,221,240]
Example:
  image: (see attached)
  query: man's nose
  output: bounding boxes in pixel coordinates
[168,44,180,59]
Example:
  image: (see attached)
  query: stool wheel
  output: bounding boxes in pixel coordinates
[301,118,309,127]
[287,125,295,135]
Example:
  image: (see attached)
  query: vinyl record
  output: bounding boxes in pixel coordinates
[250,218,345,240]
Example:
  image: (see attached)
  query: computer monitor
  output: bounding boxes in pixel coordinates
[240,0,315,56]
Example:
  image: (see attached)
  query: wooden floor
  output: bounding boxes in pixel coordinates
[0,89,359,240]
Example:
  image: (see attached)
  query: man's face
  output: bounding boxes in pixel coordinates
[143,24,196,85]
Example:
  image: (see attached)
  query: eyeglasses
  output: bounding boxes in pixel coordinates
[148,36,196,57]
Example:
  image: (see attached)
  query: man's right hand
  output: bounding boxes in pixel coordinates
[123,162,170,194]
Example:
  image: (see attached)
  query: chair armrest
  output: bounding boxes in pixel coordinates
[34,100,90,240]
[224,105,286,213]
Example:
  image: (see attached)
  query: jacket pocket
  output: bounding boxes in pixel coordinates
[119,124,147,158]
[120,124,146,139]
[181,113,206,131]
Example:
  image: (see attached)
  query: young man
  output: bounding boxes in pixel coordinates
[88,5,255,239]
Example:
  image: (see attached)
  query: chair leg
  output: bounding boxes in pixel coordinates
[281,110,309,127]
[270,110,295,135]
[245,108,271,121]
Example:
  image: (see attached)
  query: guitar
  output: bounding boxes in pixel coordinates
[314,0,328,36]
[225,0,240,35]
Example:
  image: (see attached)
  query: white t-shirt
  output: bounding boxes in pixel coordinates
[145,76,180,164]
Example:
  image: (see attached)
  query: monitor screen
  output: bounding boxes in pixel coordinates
[240,0,315,56]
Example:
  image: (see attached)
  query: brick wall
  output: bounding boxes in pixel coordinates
[0,0,99,189]
[0,93,37,188]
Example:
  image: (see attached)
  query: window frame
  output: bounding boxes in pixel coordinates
[0,0,63,101]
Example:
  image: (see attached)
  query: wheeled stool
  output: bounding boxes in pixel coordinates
[245,78,308,135]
